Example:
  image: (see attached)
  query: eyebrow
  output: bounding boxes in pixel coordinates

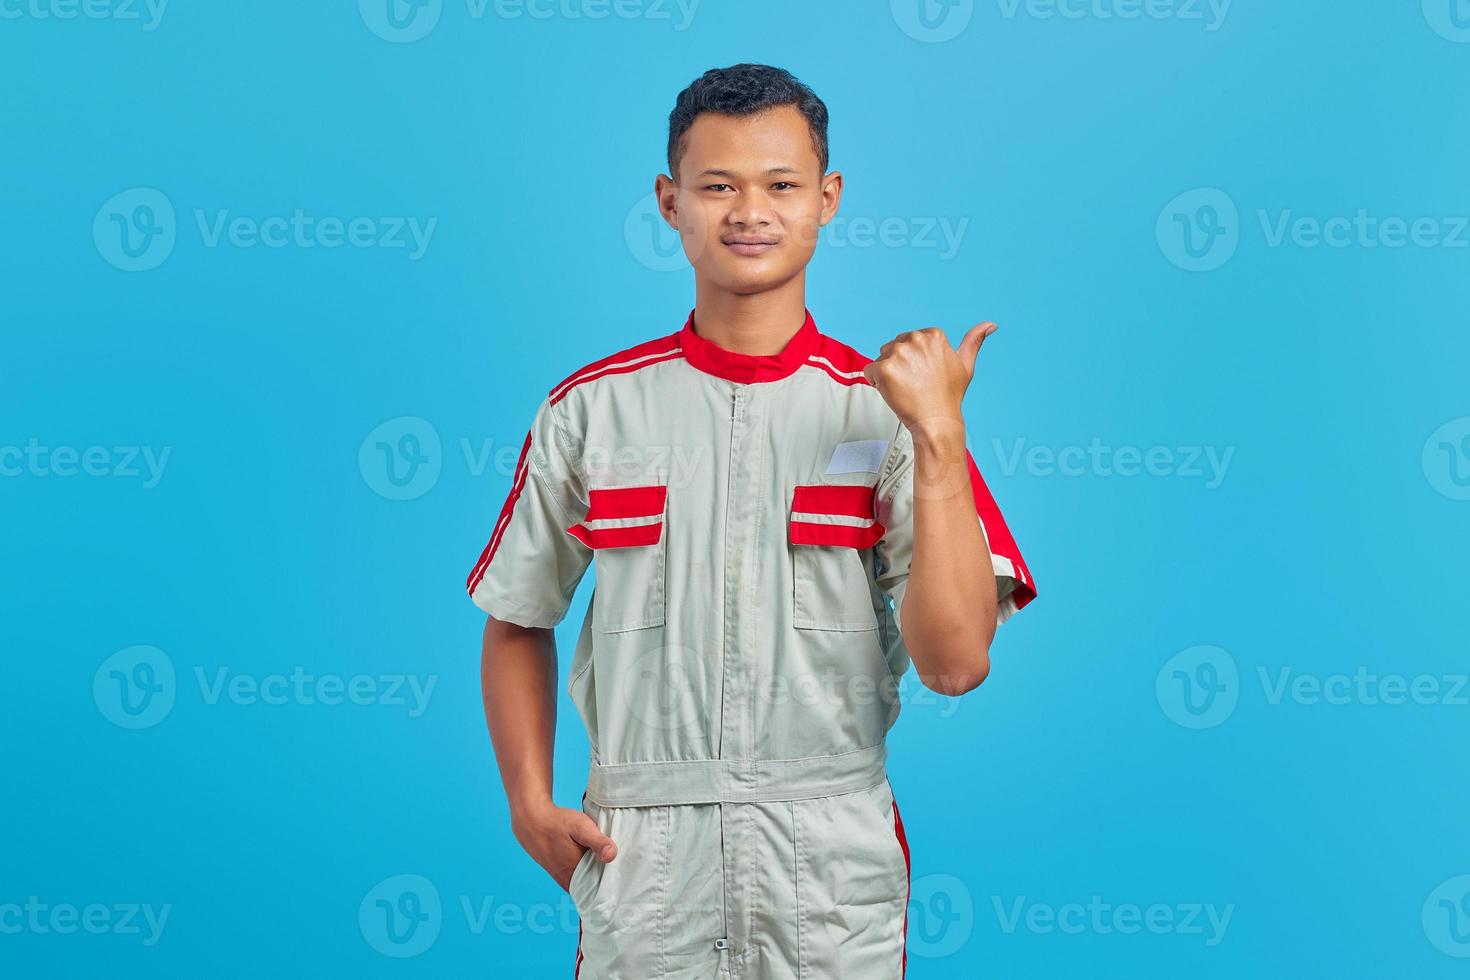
[696,166,801,178]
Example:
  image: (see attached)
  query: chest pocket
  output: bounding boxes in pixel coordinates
[789,483,883,631]
[567,481,668,633]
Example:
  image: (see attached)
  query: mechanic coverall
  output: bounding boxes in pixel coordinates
[467,308,1036,979]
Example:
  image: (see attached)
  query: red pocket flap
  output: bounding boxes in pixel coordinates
[789,483,884,548]
[567,484,667,549]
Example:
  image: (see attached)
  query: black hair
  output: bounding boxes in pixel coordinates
[667,63,829,179]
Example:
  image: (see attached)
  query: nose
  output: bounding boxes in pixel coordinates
[726,187,775,230]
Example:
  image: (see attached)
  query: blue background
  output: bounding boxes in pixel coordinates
[5,1,1470,976]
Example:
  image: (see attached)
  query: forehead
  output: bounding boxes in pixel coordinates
[678,104,821,179]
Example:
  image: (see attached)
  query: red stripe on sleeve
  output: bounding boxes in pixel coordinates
[466,430,533,595]
[964,449,1037,610]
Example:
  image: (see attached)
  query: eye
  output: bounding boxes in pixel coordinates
[704,183,732,192]
[772,182,796,190]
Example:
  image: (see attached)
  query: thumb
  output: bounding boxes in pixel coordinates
[569,814,618,862]
[956,321,997,377]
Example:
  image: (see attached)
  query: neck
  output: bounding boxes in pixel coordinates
[691,275,808,354]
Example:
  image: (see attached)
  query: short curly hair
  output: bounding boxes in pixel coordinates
[667,63,829,179]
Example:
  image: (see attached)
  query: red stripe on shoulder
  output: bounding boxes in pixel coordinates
[548,332,683,404]
[805,334,874,387]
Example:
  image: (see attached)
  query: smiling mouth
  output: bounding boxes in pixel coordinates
[723,239,778,256]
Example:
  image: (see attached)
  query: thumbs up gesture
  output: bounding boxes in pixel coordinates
[862,322,996,431]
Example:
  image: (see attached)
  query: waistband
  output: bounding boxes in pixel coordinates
[585,742,888,807]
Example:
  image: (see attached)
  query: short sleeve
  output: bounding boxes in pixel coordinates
[465,396,592,628]
[873,424,1037,630]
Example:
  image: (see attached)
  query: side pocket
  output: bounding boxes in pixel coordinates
[567,482,668,633]
[790,483,883,631]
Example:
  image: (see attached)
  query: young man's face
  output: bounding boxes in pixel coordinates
[657,104,841,296]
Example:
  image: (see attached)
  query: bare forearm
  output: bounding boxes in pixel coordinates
[899,419,997,694]
[481,616,558,821]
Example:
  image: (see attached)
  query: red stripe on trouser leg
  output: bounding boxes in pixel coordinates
[574,789,587,978]
[891,781,911,978]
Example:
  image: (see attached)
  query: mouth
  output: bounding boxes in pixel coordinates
[723,237,779,256]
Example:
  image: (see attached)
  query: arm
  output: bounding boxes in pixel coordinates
[864,322,1002,696]
[482,615,616,890]
[899,417,998,694]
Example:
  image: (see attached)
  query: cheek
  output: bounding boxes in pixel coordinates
[676,194,718,263]
[782,206,825,253]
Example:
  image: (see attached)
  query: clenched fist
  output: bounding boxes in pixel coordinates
[862,322,997,431]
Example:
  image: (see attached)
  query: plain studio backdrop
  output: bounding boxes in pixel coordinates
[3,2,1468,977]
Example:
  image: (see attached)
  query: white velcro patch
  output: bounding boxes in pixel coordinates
[824,439,890,475]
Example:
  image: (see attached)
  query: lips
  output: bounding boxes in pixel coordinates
[723,238,778,256]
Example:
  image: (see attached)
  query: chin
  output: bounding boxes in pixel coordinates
[703,260,795,294]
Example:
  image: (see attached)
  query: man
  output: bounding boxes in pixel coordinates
[468,63,1036,979]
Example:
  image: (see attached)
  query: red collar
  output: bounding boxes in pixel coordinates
[677,308,822,384]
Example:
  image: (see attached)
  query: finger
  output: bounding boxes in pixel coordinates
[956,321,997,377]
[568,813,618,862]
[862,360,884,388]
